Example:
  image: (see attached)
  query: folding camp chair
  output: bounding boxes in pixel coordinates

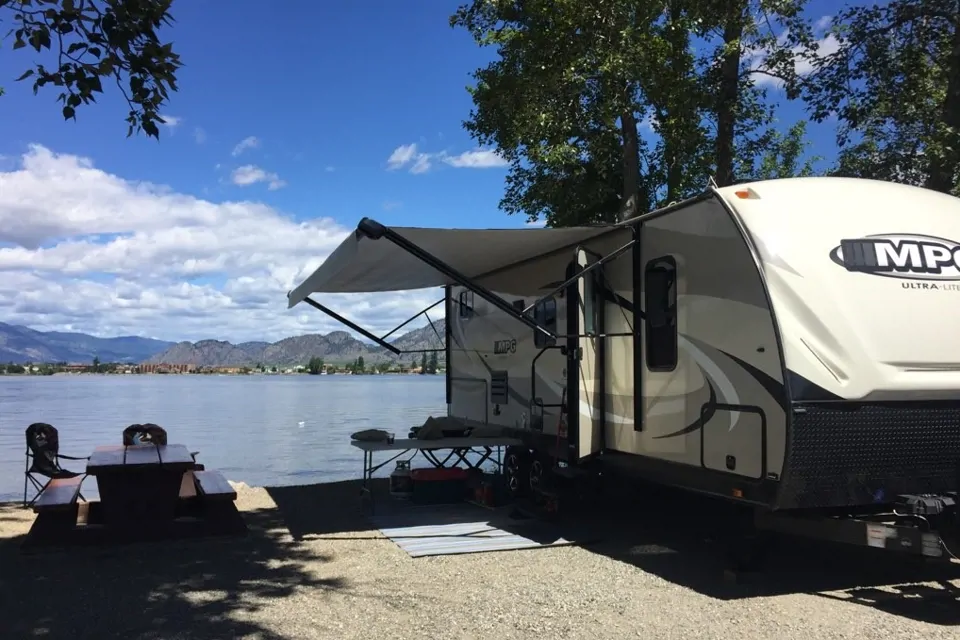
[122,422,169,445]
[23,422,89,508]
[122,423,203,470]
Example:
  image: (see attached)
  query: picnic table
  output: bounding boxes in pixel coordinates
[87,443,196,526]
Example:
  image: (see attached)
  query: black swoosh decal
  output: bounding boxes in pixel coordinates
[718,348,788,412]
[651,380,718,439]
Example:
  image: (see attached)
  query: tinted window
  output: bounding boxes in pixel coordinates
[644,257,677,371]
[533,297,557,348]
[458,290,474,318]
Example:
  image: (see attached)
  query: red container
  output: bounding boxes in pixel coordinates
[411,467,468,482]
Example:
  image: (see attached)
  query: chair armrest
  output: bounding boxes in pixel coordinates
[58,454,91,460]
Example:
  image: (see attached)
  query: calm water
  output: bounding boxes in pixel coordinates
[0,374,446,502]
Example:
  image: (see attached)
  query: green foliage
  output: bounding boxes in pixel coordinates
[450,0,817,227]
[306,356,324,375]
[419,352,427,375]
[1,0,182,139]
[799,0,960,195]
[349,355,365,374]
[428,351,439,375]
[745,120,822,181]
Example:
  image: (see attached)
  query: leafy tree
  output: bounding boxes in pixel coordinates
[6,362,26,374]
[451,0,664,226]
[306,356,324,375]
[354,356,365,373]
[799,0,960,195]
[742,120,822,181]
[692,0,814,186]
[91,355,100,373]
[1,0,183,138]
[427,351,439,375]
[450,0,816,228]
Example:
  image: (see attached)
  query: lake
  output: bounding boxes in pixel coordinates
[0,374,446,503]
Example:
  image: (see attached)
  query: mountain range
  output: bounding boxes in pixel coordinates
[0,322,175,364]
[0,320,446,367]
[144,320,447,367]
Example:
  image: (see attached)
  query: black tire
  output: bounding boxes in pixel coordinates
[528,454,551,495]
[504,446,532,498]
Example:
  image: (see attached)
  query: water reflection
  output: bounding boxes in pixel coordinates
[0,375,445,501]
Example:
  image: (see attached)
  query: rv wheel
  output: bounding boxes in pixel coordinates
[504,446,531,497]
[529,457,547,494]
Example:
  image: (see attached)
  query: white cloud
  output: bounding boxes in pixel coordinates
[159,115,182,128]
[751,34,842,87]
[815,15,833,31]
[792,34,841,76]
[441,148,508,169]
[230,164,287,190]
[0,144,438,343]
[386,143,420,170]
[386,143,508,174]
[410,154,433,174]
[193,127,207,144]
[231,136,260,157]
[525,219,546,228]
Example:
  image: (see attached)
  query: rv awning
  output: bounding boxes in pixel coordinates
[287,218,616,307]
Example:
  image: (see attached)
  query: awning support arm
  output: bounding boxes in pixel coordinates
[356,217,556,340]
[522,232,638,316]
[302,297,401,355]
[380,298,444,341]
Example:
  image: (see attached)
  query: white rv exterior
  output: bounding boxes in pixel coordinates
[288,177,960,514]
[444,178,960,510]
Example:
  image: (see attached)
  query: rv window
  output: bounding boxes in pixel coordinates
[533,298,557,348]
[644,257,677,371]
[458,290,474,318]
[582,271,597,336]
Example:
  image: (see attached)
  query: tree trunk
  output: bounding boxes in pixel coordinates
[925,13,960,194]
[715,4,746,187]
[620,110,641,221]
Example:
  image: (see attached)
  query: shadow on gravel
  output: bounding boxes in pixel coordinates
[548,478,960,626]
[265,478,382,539]
[264,476,960,625]
[0,503,350,640]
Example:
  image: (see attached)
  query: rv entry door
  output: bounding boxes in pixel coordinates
[571,248,603,462]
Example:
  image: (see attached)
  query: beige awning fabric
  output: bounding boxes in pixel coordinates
[287,222,618,308]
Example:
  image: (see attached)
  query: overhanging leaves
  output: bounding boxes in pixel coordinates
[2,0,183,139]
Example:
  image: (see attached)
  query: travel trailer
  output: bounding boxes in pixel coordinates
[288,176,960,560]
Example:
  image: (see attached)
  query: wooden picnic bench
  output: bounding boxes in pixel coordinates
[32,475,86,512]
[22,441,247,551]
[193,470,237,501]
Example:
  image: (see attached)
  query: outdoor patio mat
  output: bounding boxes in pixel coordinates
[368,502,594,558]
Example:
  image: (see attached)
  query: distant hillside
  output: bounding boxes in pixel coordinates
[145,320,447,367]
[0,322,175,364]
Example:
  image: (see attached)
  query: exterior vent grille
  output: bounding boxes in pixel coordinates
[490,371,508,405]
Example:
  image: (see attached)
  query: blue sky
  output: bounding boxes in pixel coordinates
[0,0,848,343]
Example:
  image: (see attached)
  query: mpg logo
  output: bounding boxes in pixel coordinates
[829,234,960,281]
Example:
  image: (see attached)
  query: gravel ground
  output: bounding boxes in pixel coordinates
[1,478,959,640]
